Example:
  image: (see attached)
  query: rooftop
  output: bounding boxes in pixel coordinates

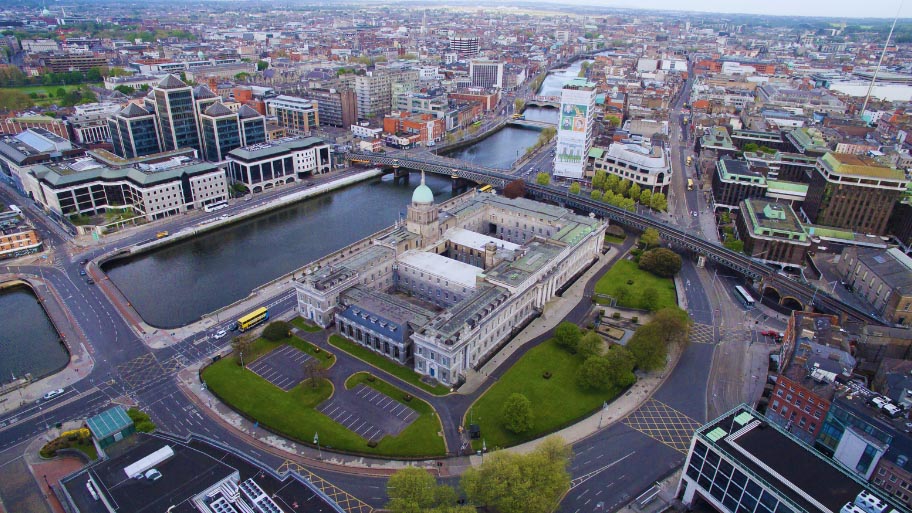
[741,199,807,241]
[854,247,912,295]
[398,250,483,290]
[717,158,765,184]
[29,156,220,189]
[445,227,520,253]
[226,136,326,162]
[485,239,565,289]
[86,406,133,440]
[340,285,436,334]
[697,406,869,513]
[820,152,906,181]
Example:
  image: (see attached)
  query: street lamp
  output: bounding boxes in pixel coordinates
[314,432,322,460]
[598,401,608,428]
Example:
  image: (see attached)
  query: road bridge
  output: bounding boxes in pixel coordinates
[507,118,556,129]
[344,151,884,326]
[525,95,560,108]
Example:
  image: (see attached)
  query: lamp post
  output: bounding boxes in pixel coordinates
[314,432,322,460]
[598,401,608,428]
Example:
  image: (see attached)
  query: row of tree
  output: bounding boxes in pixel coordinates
[385,436,571,513]
[554,322,636,391]
[525,127,557,156]
[591,169,668,212]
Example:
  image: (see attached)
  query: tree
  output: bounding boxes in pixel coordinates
[514,98,525,111]
[502,393,534,433]
[742,142,760,153]
[303,358,327,388]
[262,320,291,341]
[569,182,581,195]
[256,60,269,71]
[591,169,607,191]
[590,189,603,201]
[0,90,33,111]
[626,322,667,370]
[618,178,631,197]
[535,172,550,186]
[114,84,135,95]
[639,189,652,206]
[56,87,67,98]
[503,180,526,199]
[540,126,556,142]
[386,467,471,513]
[651,307,691,348]
[628,183,641,202]
[577,330,603,359]
[641,287,659,311]
[640,227,660,249]
[577,355,612,390]
[604,346,636,388]
[554,321,581,352]
[85,67,103,82]
[605,174,620,193]
[638,248,683,278]
[461,436,570,513]
[650,192,667,212]
[724,239,744,253]
[231,334,255,366]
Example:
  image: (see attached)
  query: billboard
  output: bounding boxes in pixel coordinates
[560,102,588,133]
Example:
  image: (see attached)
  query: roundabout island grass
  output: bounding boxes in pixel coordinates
[467,338,626,450]
[202,336,446,458]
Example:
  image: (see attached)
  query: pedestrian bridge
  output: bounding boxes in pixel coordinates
[343,150,885,326]
[507,119,556,129]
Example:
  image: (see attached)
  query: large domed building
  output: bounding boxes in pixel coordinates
[406,172,440,244]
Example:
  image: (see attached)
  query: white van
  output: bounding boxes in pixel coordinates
[144,469,162,481]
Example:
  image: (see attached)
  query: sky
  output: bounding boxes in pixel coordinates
[552,0,911,20]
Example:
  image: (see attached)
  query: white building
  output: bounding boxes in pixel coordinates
[351,124,383,139]
[225,136,331,193]
[554,78,597,180]
[469,60,504,89]
[591,143,672,194]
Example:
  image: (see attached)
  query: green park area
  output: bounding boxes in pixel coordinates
[328,334,451,395]
[594,259,677,311]
[467,338,624,449]
[202,335,445,457]
[345,372,446,456]
[291,316,323,333]
[0,84,102,109]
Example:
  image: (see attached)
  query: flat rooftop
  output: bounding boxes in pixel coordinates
[821,152,905,180]
[742,199,807,239]
[699,407,865,513]
[485,239,565,288]
[398,250,483,290]
[445,227,520,252]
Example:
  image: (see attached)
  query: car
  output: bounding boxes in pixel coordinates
[79,269,87,276]
[691,211,698,217]
[214,329,227,339]
[86,279,95,285]
[144,468,162,481]
[42,388,65,400]
[760,330,777,337]
[228,322,239,331]
[79,259,89,265]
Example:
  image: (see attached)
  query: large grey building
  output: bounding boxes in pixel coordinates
[152,75,202,153]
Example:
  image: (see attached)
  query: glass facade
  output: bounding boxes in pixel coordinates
[685,440,796,513]
[241,118,266,146]
[129,117,162,158]
[201,116,241,162]
[816,400,893,456]
[155,88,201,152]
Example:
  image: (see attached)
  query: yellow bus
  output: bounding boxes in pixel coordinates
[687,178,694,191]
[478,184,494,193]
[237,307,269,332]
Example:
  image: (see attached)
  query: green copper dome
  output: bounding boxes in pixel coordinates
[412,171,434,204]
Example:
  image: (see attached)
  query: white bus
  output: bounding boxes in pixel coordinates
[204,201,228,213]
[734,285,756,308]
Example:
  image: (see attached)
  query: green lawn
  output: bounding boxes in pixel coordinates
[203,340,444,457]
[594,260,677,311]
[291,316,323,332]
[0,84,102,107]
[345,372,446,456]
[467,339,624,449]
[604,233,627,244]
[328,334,450,395]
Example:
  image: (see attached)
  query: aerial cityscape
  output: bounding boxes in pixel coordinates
[1,1,912,513]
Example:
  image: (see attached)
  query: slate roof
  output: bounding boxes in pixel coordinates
[157,74,188,90]
[192,85,217,100]
[237,105,262,119]
[118,103,151,118]
[203,102,234,117]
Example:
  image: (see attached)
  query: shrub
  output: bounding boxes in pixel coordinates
[502,393,534,434]
[638,248,683,278]
[367,440,378,448]
[612,312,621,320]
[631,316,639,324]
[262,321,291,341]
[542,371,552,379]
[403,394,413,402]
[366,374,376,382]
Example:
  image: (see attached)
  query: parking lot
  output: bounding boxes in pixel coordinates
[316,384,417,442]
[247,345,313,391]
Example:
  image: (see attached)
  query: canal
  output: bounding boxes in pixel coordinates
[0,285,67,383]
[103,173,456,328]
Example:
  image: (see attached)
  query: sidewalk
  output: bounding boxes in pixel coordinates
[0,276,95,416]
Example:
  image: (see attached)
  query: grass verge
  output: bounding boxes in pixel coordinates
[593,259,676,310]
[291,316,323,332]
[328,334,450,395]
[345,372,446,456]
[467,338,623,450]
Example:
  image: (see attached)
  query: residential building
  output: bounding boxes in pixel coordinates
[350,70,420,120]
[837,247,912,326]
[295,181,605,386]
[449,36,479,57]
[107,104,162,160]
[393,90,448,119]
[469,60,504,89]
[199,103,241,162]
[590,142,672,194]
[301,88,357,128]
[351,123,383,139]
[711,158,767,210]
[554,78,597,180]
[225,136,332,192]
[448,90,501,112]
[0,115,70,141]
[679,404,904,513]
[383,112,445,146]
[23,149,227,221]
[0,227,41,260]
[766,313,852,445]
[802,153,908,235]
[735,199,810,268]
[264,95,319,136]
[151,74,202,153]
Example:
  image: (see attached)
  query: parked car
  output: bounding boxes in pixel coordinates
[42,388,65,400]
[144,469,162,481]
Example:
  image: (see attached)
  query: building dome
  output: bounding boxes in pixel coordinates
[411,171,434,204]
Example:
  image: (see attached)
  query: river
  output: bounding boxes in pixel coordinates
[103,173,455,328]
[0,285,67,383]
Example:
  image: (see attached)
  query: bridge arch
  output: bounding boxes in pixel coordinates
[761,285,782,304]
[252,186,263,193]
[781,296,804,311]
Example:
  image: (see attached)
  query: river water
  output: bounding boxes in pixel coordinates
[0,286,67,383]
[103,173,455,328]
